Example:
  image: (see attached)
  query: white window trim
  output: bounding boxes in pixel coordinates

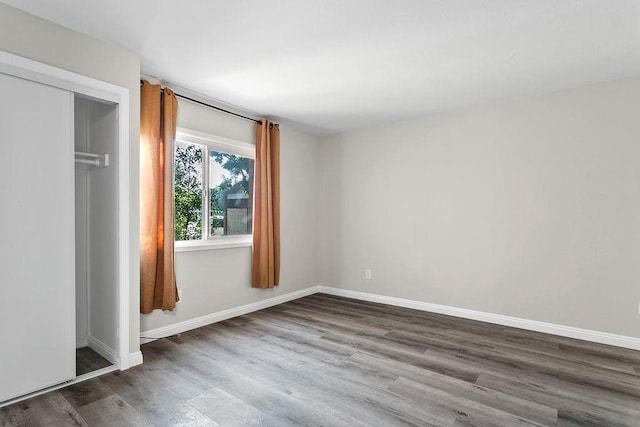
[174,127,255,250]
[175,235,252,252]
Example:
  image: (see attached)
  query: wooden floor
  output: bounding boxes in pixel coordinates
[76,347,112,376]
[2,293,640,426]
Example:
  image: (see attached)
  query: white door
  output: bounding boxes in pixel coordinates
[0,72,75,402]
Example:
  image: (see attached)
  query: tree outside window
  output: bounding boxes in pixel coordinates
[174,139,254,241]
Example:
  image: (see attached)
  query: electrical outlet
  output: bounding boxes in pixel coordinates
[365,269,372,280]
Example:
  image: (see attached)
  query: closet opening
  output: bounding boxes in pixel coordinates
[74,94,120,378]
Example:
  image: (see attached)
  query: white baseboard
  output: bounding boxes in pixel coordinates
[140,287,320,342]
[317,286,640,351]
[138,284,640,351]
[87,338,142,370]
[87,335,120,366]
[128,351,143,368]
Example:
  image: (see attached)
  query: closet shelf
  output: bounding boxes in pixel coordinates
[75,151,109,168]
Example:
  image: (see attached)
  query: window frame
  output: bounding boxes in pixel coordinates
[174,127,255,252]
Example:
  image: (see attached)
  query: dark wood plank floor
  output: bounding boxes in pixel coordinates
[2,293,640,426]
[76,347,112,376]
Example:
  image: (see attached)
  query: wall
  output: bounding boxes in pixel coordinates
[140,100,321,332]
[5,2,636,348]
[86,100,120,353]
[320,75,640,338]
[0,3,141,355]
[74,99,90,347]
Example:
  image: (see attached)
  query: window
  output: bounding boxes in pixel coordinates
[174,128,255,250]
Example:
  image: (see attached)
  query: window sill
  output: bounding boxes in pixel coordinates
[175,236,252,252]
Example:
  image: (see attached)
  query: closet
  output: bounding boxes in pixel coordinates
[74,96,119,375]
[0,51,130,405]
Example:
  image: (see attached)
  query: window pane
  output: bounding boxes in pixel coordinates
[174,141,203,240]
[209,150,254,237]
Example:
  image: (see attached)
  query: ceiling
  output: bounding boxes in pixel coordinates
[3,0,640,135]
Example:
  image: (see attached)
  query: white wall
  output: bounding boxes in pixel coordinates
[140,100,321,332]
[86,100,120,352]
[0,3,141,354]
[320,75,640,338]
[5,2,636,349]
[74,99,90,347]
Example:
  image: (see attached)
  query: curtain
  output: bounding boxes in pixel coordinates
[140,80,179,313]
[252,120,280,288]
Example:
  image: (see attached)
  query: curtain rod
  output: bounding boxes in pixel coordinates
[141,80,261,123]
[174,93,261,124]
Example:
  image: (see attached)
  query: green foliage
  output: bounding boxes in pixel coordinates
[174,143,202,240]
[174,145,255,240]
[211,152,253,195]
[209,153,254,235]
[210,176,232,219]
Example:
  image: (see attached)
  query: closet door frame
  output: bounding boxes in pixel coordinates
[0,50,132,370]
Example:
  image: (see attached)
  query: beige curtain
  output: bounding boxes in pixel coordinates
[252,120,280,288]
[140,80,179,313]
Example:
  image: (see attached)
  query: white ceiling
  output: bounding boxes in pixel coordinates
[3,0,640,135]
